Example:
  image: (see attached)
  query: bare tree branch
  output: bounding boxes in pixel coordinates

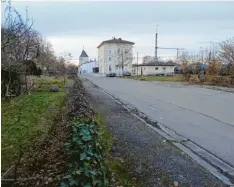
[219,37,234,64]
[116,46,133,76]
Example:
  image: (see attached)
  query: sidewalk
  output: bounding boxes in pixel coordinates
[83,78,226,187]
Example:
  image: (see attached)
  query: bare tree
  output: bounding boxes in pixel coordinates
[142,55,153,64]
[1,2,60,96]
[219,37,234,76]
[116,46,133,76]
[1,2,69,97]
[219,38,234,63]
[1,2,40,96]
[1,3,40,68]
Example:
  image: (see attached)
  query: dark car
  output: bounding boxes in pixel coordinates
[124,71,131,76]
[106,73,116,77]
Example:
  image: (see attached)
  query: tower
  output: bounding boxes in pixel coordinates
[79,49,89,65]
[79,49,89,73]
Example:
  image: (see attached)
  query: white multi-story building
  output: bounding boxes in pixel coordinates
[97,37,135,75]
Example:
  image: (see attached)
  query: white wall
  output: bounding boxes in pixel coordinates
[98,45,105,74]
[79,56,89,73]
[79,56,89,65]
[132,66,176,76]
[79,61,98,74]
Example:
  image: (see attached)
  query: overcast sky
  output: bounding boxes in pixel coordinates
[2,1,234,63]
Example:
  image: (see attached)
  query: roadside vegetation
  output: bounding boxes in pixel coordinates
[174,37,234,87]
[1,77,68,181]
[123,37,234,87]
[97,115,138,187]
[122,75,183,82]
[61,78,138,187]
[1,0,136,184]
[2,76,137,186]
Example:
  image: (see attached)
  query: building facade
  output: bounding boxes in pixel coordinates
[132,63,176,76]
[97,37,135,75]
[79,50,89,73]
[78,50,98,74]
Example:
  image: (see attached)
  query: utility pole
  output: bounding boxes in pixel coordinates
[137,52,138,76]
[155,25,159,63]
[201,51,204,64]
[209,44,212,63]
[200,47,204,64]
[212,43,215,61]
[176,49,179,60]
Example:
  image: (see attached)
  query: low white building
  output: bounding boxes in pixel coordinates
[132,63,176,76]
[97,37,135,75]
[78,49,98,74]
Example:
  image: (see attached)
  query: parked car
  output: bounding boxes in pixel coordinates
[124,71,131,76]
[106,73,116,77]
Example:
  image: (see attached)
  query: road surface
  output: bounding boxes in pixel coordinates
[84,75,234,169]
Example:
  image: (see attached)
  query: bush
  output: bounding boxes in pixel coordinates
[189,75,199,83]
[199,74,207,83]
[183,74,191,82]
[140,76,147,81]
[221,76,232,86]
[61,122,109,187]
[207,75,217,84]
[68,79,95,120]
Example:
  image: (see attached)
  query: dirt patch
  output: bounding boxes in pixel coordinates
[8,105,71,187]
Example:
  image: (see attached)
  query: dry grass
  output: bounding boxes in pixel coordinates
[122,75,183,82]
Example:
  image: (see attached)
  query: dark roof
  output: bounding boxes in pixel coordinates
[80,50,88,57]
[97,37,135,48]
[133,62,176,67]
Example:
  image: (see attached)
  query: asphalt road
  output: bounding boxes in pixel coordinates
[83,78,226,187]
[84,75,234,168]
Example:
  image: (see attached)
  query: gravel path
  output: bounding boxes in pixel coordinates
[83,78,226,187]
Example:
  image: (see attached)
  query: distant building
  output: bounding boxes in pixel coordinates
[97,37,135,75]
[78,49,98,74]
[132,62,176,76]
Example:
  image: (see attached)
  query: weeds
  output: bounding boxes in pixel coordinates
[1,77,67,173]
[61,121,109,187]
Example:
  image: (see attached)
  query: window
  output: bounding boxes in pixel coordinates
[155,67,158,70]
[108,49,112,54]
[108,57,112,61]
[163,67,166,70]
[80,57,83,60]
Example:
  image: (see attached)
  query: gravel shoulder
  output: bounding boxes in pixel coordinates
[82,78,226,187]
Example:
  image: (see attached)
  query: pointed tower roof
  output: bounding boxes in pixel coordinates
[80,49,88,57]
